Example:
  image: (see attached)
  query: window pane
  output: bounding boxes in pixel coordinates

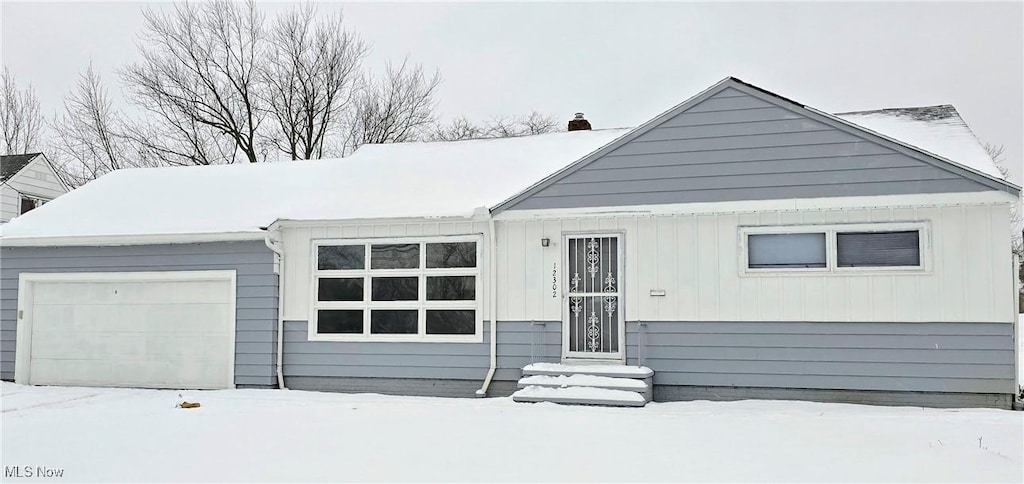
[317,278,363,301]
[318,245,364,270]
[426,310,476,335]
[19,197,36,215]
[371,277,419,301]
[371,244,420,269]
[748,233,826,268]
[317,310,363,334]
[370,310,418,334]
[837,231,920,267]
[426,242,477,268]
[426,276,475,300]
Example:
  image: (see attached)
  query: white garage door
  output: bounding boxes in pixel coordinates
[15,271,236,390]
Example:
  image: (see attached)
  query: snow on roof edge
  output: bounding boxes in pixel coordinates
[813,106,1018,190]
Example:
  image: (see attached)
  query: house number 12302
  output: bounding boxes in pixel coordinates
[552,262,557,298]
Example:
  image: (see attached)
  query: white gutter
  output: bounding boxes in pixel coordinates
[0,231,264,248]
[263,222,287,390]
[475,213,498,396]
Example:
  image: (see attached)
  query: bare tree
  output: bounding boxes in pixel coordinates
[985,143,1023,258]
[122,1,266,164]
[0,67,43,154]
[429,116,484,142]
[132,115,241,167]
[262,3,367,160]
[346,59,440,153]
[49,63,144,187]
[429,110,559,141]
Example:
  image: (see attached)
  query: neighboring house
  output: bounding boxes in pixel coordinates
[0,77,1019,409]
[0,153,69,224]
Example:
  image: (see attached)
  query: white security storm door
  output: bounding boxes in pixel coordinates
[563,235,625,361]
[15,271,236,390]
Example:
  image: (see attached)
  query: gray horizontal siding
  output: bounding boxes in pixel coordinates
[286,376,494,398]
[626,321,1015,395]
[281,320,560,388]
[507,87,994,211]
[283,320,488,381]
[0,241,278,386]
[495,320,560,381]
[653,386,1013,409]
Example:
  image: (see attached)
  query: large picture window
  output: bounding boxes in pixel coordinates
[312,236,482,342]
[741,223,927,274]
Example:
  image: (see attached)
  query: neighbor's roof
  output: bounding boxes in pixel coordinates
[0,153,41,183]
[0,129,631,240]
[834,105,1003,179]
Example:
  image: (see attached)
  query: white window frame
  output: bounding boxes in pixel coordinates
[739,221,930,276]
[309,235,483,343]
[18,193,50,215]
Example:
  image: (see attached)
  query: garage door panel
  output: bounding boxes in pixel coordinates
[21,272,236,390]
[30,330,145,359]
[33,280,233,305]
[32,304,233,334]
[32,358,231,389]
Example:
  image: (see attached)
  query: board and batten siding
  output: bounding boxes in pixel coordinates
[503,87,999,211]
[0,241,277,386]
[492,203,1014,324]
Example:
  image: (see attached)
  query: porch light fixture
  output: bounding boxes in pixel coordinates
[541,238,550,247]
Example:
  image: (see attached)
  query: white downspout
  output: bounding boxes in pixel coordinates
[263,222,287,390]
[476,213,498,396]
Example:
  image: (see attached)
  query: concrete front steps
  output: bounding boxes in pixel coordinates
[512,363,654,407]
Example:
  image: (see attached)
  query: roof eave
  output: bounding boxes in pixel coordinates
[0,231,266,248]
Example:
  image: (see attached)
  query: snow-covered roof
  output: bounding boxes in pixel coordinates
[0,129,630,240]
[834,105,1004,180]
[0,91,1013,244]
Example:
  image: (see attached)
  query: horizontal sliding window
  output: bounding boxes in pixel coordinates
[312,236,482,341]
[747,233,826,269]
[837,230,920,268]
[743,223,926,273]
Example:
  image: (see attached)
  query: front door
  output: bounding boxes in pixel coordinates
[563,234,624,361]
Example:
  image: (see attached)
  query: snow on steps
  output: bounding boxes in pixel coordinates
[518,374,648,392]
[521,362,654,378]
[512,363,654,407]
[512,386,647,407]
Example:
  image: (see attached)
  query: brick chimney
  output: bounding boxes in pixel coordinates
[567,112,591,131]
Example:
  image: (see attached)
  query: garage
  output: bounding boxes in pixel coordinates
[15,270,236,390]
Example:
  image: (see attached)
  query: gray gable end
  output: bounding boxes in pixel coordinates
[496,78,1014,212]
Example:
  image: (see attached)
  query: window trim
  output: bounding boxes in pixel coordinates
[18,193,49,216]
[739,222,930,276]
[309,235,484,343]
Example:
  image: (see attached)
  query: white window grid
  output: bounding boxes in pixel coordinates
[310,235,483,342]
[738,221,930,276]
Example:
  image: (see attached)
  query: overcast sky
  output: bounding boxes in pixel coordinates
[2,1,1021,183]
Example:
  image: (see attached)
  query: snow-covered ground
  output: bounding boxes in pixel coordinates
[1,382,1021,483]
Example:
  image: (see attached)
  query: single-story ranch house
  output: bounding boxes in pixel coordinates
[1,78,1019,408]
